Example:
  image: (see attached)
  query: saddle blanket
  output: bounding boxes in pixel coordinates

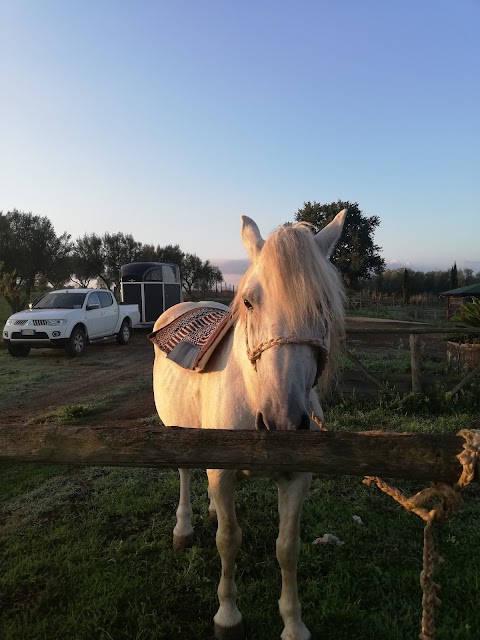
[148,306,234,372]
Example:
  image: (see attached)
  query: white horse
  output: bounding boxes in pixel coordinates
[152,211,347,640]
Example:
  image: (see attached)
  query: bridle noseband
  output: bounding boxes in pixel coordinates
[244,321,329,385]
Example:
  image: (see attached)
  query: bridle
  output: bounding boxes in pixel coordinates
[244,320,329,385]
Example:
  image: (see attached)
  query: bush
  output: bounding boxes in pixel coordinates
[451,297,480,327]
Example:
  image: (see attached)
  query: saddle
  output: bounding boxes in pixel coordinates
[148,306,235,372]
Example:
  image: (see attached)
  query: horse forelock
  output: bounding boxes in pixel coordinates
[232,223,346,389]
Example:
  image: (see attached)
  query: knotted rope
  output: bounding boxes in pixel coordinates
[363,429,480,640]
[311,410,329,431]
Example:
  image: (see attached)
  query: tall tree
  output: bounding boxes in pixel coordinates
[450,262,458,289]
[72,232,141,290]
[138,243,184,266]
[101,232,142,290]
[463,268,474,286]
[196,261,224,292]
[45,231,74,288]
[181,254,204,297]
[402,268,411,305]
[72,233,104,287]
[0,210,70,311]
[293,200,385,287]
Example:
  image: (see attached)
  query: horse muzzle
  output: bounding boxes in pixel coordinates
[255,406,311,431]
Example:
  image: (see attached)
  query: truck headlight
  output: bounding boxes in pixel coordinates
[5,318,13,326]
[47,319,68,325]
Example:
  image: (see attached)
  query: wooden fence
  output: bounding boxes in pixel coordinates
[2,423,478,640]
[344,326,480,395]
[0,424,475,484]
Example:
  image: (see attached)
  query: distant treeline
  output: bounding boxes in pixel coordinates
[360,264,479,300]
[0,209,223,312]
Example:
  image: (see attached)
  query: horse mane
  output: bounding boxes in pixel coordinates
[232,222,346,391]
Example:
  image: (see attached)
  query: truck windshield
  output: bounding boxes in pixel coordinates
[33,292,88,310]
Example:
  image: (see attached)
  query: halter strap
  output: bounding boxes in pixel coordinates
[244,320,329,383]
[247,335,328,363]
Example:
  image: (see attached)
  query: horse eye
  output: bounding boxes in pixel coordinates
[243,299,253,310]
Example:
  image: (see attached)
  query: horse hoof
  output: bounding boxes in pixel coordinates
[214,621,245,640]
[172,532,194,549]
[280,625,311,640]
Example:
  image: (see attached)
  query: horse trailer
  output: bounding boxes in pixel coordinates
[120,262,182,327]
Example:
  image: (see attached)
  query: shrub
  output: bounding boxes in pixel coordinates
[451,296,480,327]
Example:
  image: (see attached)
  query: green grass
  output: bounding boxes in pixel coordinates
[0,350,59,404]
[28,379,150,425]
[341,348,448,376]
[1,390,480,640]
[347,304,448,325]
[0,295,11,330]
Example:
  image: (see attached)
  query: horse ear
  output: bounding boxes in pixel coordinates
[241,216,265,261]
[314,209,347,258]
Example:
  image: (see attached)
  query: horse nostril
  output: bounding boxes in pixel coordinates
[256,412,267,431]
[297,413,311,430]
[256,412,277,431]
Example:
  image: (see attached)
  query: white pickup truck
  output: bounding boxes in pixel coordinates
[2,288,141,357]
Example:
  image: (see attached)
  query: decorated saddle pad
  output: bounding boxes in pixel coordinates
[148,307,234,372]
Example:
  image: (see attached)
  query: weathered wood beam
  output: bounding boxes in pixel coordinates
[342,349,387,391]
[346,326,480,335]
[0,425,473,485]
[409,334,422,393]
[446,362,480,399]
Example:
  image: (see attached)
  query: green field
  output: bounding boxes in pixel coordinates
[1,390,479,639]
[1,296,479,639]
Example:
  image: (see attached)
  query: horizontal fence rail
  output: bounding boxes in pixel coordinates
[346,326,480,335]
[0,425,475,485]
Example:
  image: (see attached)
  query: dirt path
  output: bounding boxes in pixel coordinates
[1,331,156,425]
[1,317,449,426]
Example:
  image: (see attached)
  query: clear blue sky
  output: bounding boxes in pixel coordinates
[1,0,479,283]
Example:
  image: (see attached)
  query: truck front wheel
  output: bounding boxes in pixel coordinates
[65,327,87,357]
[7,342,31,357]
[116,320,131,345]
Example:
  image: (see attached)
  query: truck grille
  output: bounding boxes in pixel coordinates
[13,319,28,325]
[33,319,48,326]
[12,332,49,339]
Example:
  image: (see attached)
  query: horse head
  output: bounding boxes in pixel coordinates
[234,210,347,431]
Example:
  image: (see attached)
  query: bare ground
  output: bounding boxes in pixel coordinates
[1,318,448,426]
[1,330,156,426]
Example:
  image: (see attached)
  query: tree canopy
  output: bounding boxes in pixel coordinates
[0,209,224,312]
[0,210,73,311]
[362,266,480,297]
[293,200,386,287]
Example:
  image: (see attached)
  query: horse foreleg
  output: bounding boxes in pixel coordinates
[276,472,312,640]
[173,468,194,548]
[207,469,244,640]
[208,484,217,522]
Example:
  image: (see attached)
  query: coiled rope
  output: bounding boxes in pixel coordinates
[363,429,480,640]
[311,412,479,639]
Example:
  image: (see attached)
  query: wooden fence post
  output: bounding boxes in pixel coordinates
[410,333,422,392]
